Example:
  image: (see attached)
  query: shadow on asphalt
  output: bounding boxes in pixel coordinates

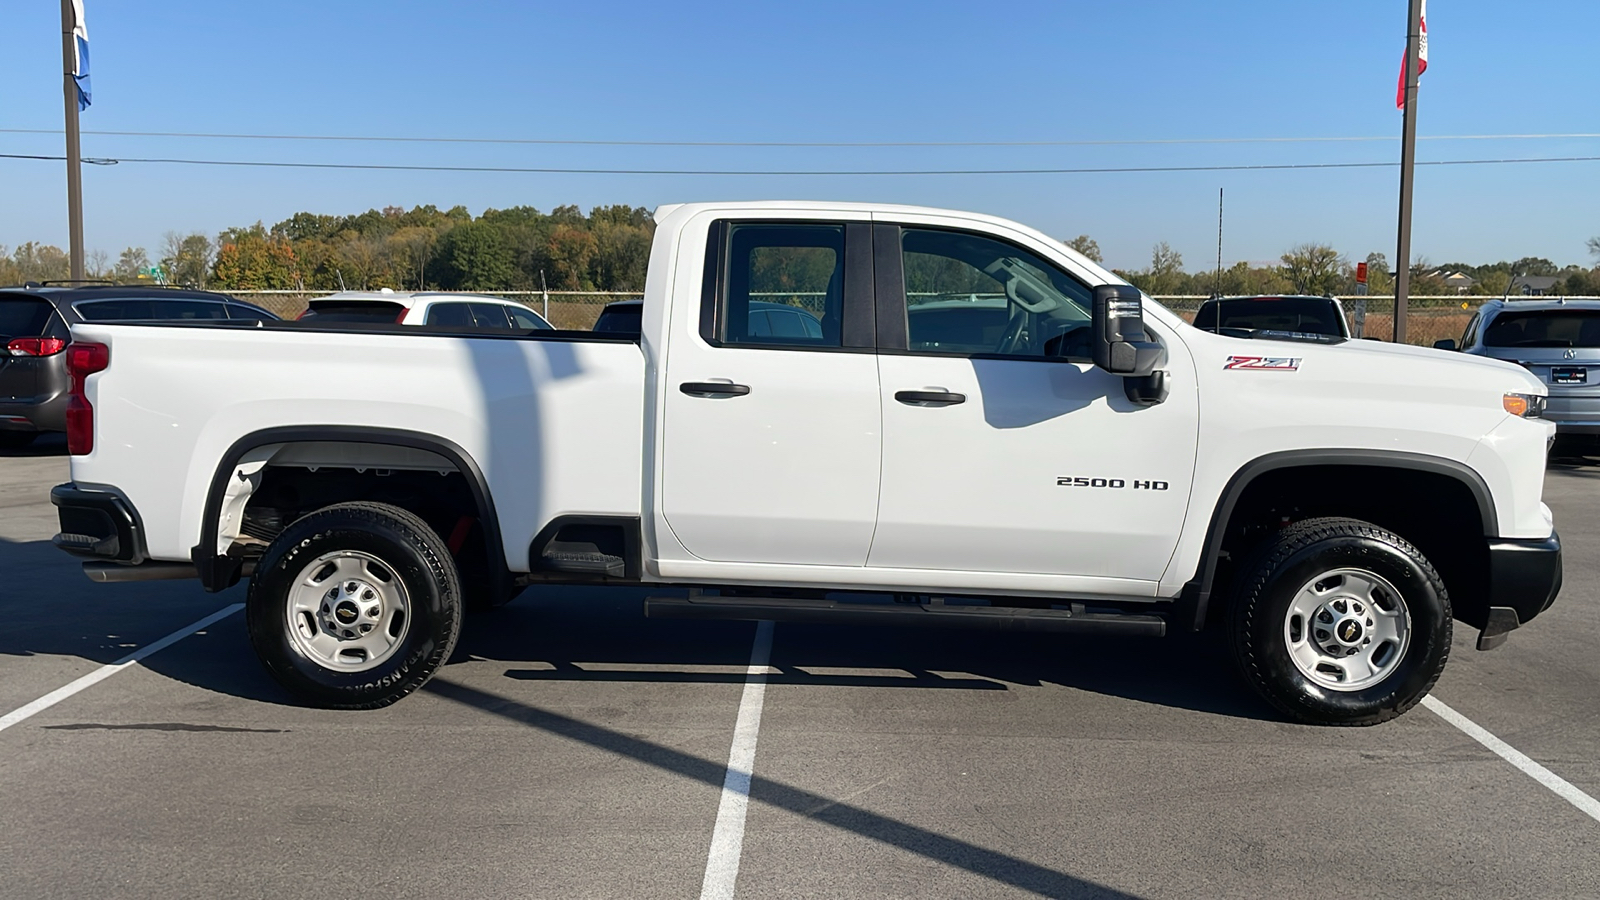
[426,674,1149,900]
[466,585,1278,722]
[0,540,1280,720]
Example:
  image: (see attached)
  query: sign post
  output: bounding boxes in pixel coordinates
[1393,0,1425,344]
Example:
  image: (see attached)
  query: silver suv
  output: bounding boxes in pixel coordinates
[1436,298,1600,435]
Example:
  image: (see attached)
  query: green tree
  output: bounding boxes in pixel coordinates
[1064,234,1102,263]
[431,221,516,290]
[113,246,151,280]
[546,226,598,290]
[1279,243,1344,294]
[1511,256,1559,277]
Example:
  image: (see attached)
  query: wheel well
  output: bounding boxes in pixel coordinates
[198,432,507,595]
[1208,465,1491,629]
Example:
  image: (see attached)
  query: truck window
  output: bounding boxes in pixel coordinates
[899,228,1094,359]
[719,224,842,348]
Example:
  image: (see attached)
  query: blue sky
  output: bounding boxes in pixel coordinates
[4,0,1597,271]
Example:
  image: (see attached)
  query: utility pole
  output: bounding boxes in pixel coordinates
[59,0,85,281]
[1392,0,1424,343]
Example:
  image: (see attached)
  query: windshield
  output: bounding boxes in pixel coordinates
[1483,310,1600,348]
[1194,297,1344,340]
[593,305,643,334]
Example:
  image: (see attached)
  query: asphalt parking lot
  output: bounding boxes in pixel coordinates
[2,435,1598,899]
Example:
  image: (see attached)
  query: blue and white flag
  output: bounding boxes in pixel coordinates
[69,0,91,110]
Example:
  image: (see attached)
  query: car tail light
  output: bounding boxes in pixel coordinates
[6,337,67,356]
[65,342,110,455]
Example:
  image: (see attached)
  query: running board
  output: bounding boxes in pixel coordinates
[82,560,254,583]
[644,595,1166,636]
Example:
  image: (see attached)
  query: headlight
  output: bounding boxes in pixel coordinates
[1504,392,1546,418]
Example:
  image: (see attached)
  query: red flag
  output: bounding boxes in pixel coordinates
[1396,0,1429,109]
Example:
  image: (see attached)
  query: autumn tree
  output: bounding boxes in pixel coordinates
[1064,234,1102,263]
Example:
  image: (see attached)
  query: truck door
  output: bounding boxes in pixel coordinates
[660,220,882,566]
[867,223,1198,583]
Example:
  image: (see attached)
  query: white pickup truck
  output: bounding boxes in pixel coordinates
[52,202,1562,725]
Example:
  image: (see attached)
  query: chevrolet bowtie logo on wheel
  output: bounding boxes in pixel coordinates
[1340,621,1361,642]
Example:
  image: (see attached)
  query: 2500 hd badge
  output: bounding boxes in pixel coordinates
[1057,477,1170,490]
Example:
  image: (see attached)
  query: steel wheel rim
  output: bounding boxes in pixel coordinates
[1283,567,1411,692]
[284,550,411,672]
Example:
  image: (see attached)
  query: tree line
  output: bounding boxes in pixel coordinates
[1063,234,1600,298]
[3,212,1597,297]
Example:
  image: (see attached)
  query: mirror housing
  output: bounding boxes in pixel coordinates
[1092,285,1162,377]
[1433,339,1458,351]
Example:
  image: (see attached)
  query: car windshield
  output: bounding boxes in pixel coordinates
[1483,310,1600,348]
[0,297,54,338]
[593,305,643,334]
[1194,297,1345,342]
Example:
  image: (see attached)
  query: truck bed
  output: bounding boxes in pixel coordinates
[68,321,646,571]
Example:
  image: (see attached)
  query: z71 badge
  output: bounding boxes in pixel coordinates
[1223,355,1301,371]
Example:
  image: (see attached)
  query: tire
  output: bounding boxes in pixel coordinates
[0,432,37,450]
[247,501,462,709]
[1229,517,1451,726]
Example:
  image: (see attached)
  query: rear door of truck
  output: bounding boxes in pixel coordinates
[658,216,883,566]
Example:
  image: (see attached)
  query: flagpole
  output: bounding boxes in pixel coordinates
[1392,0,1424,344]
[60,0,85,281]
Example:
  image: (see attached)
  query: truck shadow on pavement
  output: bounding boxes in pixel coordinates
[466,585,1280,722]
[426,672,1151,900]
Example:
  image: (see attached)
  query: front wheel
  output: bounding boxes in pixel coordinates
[1229,517,1451,726]
[247,501,462,709]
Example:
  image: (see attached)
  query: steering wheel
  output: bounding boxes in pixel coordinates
[997,306,1031,355]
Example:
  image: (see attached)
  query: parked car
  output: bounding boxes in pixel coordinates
[53,201,1559,727]
[592,298,823,340]
[1192,295,1352,342]
[1436,297,1600,436]
[298,291,553,330]
[0,284,276,448]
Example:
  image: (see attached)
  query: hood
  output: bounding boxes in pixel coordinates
[1179,327,1545,395]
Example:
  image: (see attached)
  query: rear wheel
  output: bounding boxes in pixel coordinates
[247,501,462,709]
[1229,517,1451,726]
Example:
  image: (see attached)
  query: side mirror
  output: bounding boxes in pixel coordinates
[1433,339,1458,351]
[1092,285,1161,377]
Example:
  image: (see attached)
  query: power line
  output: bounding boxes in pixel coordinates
[2,127,1599,148]
[2,152,1599,176]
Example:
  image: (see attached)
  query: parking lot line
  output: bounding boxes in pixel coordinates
[1423,694,1600,824]
[0,603,244,735]
[698,620,775,900]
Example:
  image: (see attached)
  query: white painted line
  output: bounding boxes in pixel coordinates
[1422,694,1600,824]
[0,603,245,734]
[699,620,775,900]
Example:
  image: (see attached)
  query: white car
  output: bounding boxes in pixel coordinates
[53,201,1560,726]
[298,290,553,330]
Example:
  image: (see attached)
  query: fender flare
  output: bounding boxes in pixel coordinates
[1184,449,1497,630]
[190,425,505,594]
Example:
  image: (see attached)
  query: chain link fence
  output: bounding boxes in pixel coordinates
[227,290,1599,347]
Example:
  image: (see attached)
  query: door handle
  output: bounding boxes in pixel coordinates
[680,381,751,397]
[895,390,966,406]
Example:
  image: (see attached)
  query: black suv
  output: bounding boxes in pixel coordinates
[0,284,277,448]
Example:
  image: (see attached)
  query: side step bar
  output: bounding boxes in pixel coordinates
[82,560,254,583]
[644,594,1166,637]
